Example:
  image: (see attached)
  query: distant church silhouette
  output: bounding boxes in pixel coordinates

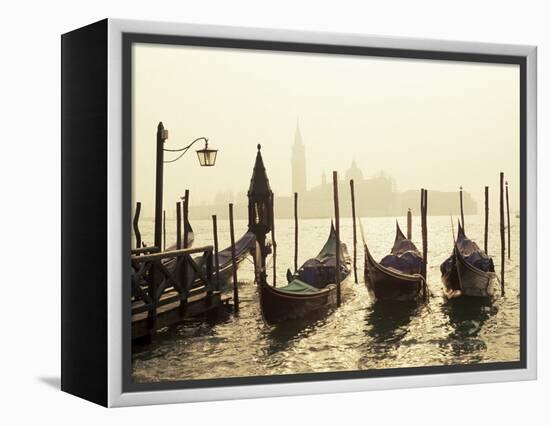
[190,121,478,220]
[285,120,477,219]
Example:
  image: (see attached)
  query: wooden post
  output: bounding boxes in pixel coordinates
[506,181,511,260]
[333,172,341,307]
[206,248,213,298]
[176,202,182,250]
[459,186,465,230]
[162,210,166,251]
[294,192,298,273]
[229,203,239,312]
[154,122,166,249]
[500,173,505,295]
[406,208,412,241]
[271,197,277,287]
[484,186,489,254]
[350,179,358,284]
[182,190,190,294]
[183,189,190,248]
[133,202,142,249]
[421,189,428,300]
[212,214,221,291]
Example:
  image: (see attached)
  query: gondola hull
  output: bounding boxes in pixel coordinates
[362,222,425,302]
[259,282,337,323]
[442,248,498,299]
[259,223,347,323]
[365,252,424,302]
[216,256,248,287]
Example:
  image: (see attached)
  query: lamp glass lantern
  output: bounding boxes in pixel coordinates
[196,141,218,167]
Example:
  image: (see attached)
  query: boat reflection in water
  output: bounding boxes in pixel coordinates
[262,313,328,356]
[442,297,498,357]
[366,301,420,343]
[357,301,421,369]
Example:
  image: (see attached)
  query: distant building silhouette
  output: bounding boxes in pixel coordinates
[291,122,307,195]
[345,160,364,182]
[301,162,396,217]
[189,125,477,220]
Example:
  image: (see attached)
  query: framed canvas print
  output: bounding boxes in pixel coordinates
[61,19,537,407]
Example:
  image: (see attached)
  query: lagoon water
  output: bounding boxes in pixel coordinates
[132,214,520,382]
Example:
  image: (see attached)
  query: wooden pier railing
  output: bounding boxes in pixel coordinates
[131,245,225,340]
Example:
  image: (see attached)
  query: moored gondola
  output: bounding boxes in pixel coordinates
[214,231,256,286]
[168,230,256,289]
[441,222,498,299]
[363,221,426,302]
[166,219,195,251]
[260,223,350,323]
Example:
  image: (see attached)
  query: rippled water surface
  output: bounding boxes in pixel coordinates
[132,214,520,382]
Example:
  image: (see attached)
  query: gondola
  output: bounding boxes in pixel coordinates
[168,230,256,288]
[166,220,195,251]
[363,222,426,302]
[212,231,256,286]
[441,222,497,299]
[260,223,351,323]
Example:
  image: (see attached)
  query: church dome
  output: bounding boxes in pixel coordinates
[345,160,364,182]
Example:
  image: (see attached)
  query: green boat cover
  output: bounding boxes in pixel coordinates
[277,279,321,294]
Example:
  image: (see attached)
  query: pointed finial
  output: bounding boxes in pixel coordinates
[158,121,164,129]
[506,181,508,186]
[257,143,261,151]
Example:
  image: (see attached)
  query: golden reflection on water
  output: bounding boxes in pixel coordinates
[132,215,520,382]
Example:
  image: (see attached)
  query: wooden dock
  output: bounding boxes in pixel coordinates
[131,244,231,341]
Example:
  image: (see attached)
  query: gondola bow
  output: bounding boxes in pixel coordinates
[363,222,426,302]
[441,222,497,299]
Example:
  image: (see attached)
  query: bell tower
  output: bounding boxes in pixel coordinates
[291,121,307,196]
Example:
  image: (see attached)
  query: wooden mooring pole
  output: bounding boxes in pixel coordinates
[459,186,465,230]
[333,172,341,307]
[229,203,239,311]
[506,181,511,260]
[162,210,166,251]
[350,179,358,284]
[484,186,489,254]
[133,201,142,249]
[176,202,182,249]
[183,189,190,248]
[294,192,298,273]
[500,173,505,296]
[271,197,277,287]
[421,189,428,301]
[407,208,412,241]
[153,122,166,250]
[182,191,190,292]
[212,214,221,291]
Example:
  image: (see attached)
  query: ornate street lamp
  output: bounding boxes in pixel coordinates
[247,144,273,283]
[153,122,218,249]
[195,141,218,167]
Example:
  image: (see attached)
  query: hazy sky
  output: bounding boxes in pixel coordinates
[132,43,520,215]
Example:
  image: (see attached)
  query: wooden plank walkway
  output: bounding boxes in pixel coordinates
[132,290,232,340]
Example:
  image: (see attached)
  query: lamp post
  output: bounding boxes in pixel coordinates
[247,144,273,284]
[153,121,218,250]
